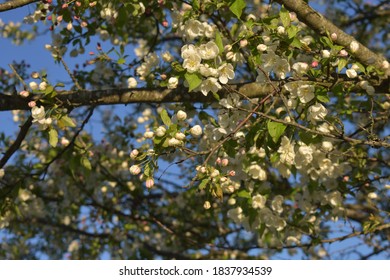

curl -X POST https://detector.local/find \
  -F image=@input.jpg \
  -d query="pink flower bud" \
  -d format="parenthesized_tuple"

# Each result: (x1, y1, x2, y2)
(130, 149, 139, 159)
(28, 101, 36, 108)
(330, 33, 337, 41)
(228, 170, 236, 176)
(145, 178, 154, 188)
(216, 157, 222, 165)
(311, 61, 319, 68)
(221, 158, 229, 167)
(239, 39, 248, 48)
(129, 165, 141, 175)
(339, 50, 348, 57)
(19, 90, 29, 97)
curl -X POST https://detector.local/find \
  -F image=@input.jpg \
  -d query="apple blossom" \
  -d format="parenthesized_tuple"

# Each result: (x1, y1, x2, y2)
(308, 103, 328, 123)
(257, 44, 267, 52)
(349, 41, 359, 53)
(176, 110, 187, 121)
(127, 77, 137, 88)
(130, 149, 139, 159)
(203, 201, 211, 209)
(143, 131, 154, 139)
(175, 132, 186, 141)
(346, 68, 357, 78)
(217, 63, 235, 84)
(19, 90, 29, 97)
(200, 77, 222, 96)
(168, 77, 179, 89)
(29, 81, 38, 90)
(199, 41, 219, 60)
(129, 165, 141, 175)
(252, 194, 266, 209)
(189, 125, 202, 137)
(145, 178, 154, 188)
(155, 126, 166, 137)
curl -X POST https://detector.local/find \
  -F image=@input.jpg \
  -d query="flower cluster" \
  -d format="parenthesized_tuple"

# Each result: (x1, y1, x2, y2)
(180, 41, 235, 95)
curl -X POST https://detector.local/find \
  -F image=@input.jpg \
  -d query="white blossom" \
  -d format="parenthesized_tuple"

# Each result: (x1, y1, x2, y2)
(218, 63, 235, 84)
(199, 41, 219, 60)
(296, 84, 315, 103)
(190, 125, 202, 137)
(184, 19, 204, 40)
(168, 77, 179, 89)
(252, 194, 267, 209)
(155, 126, 166, 137)
(247, 164, 267, 181)
(308, 103, 328, 123)
(31, 106, 46, 123)
(127, 77, 137, 88)
(278, 136, 295, 165)
(144, 131, 154, 139)
(346, 68, 357, 78)
(349, 41, 359, 53)
(199, 77, 221, 96)
(176, 110, 187, 121)
(29, 81, 38, 90)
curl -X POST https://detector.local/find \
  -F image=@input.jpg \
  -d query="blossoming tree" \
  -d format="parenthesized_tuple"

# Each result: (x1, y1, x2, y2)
(0, 0, 389, 259)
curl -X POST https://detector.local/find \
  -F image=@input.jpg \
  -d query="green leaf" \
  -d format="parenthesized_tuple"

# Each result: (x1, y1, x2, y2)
(193, 0, 200, 11)
(338, 58, 348, 73)
(160, 109, 171, 126)
(199, 178, 209, 190)
(280, 6, 290, 27)
(55, 82, 65, 88)
(286, 25, 298, 39)
(59, 115, 76, 128)
(267, 121, 286, 143)
(229, 0, 246, 19)
(237, 190, 251, 198)
(171, 61, 185, 73)
(81, 156, 92, 170)
(117, 57, 126, 65)
(48, 129, 58, 147)
(44, 85, 54, 95)
(316, 93, 330, 103)
(144, 163, 152, 177)
(185, 72, 202, 92)
(215, 31, 224, 54)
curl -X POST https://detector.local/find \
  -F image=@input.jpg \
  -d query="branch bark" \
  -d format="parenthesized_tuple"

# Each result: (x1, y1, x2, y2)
(0, 0, 39, 12)
(276, 0, 388, 73)
(1, 78, 388, 111)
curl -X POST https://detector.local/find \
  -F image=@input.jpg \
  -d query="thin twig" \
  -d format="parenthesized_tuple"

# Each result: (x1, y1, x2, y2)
(9, 64, 28, 90)
(60, 57, 83, 90)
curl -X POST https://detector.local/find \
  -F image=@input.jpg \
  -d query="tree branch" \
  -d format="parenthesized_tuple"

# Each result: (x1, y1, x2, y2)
(1, 77, 388, 111)
(0, 116, 32, 168)
(276, 0, 388, 72)
(0, 0, 39, 12)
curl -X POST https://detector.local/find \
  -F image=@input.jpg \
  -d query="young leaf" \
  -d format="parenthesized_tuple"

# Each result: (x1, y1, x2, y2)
(229, 0, 246, 19)
(160, 109, 172, 126)
(280, 6, 291, 27)
(60, 115, 77, 128)
(267, 121, 286, 143)
(81, 156, 92, 170)
(185, 72, 202, 92)
(215, 31, 224, 54)
(48, 129, 58, 147)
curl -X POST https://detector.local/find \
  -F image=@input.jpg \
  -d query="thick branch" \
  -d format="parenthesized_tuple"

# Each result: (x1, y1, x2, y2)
(276, 0, 388, 72)
(1, 78, 388, 111)
(0, 0, 39, 12)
